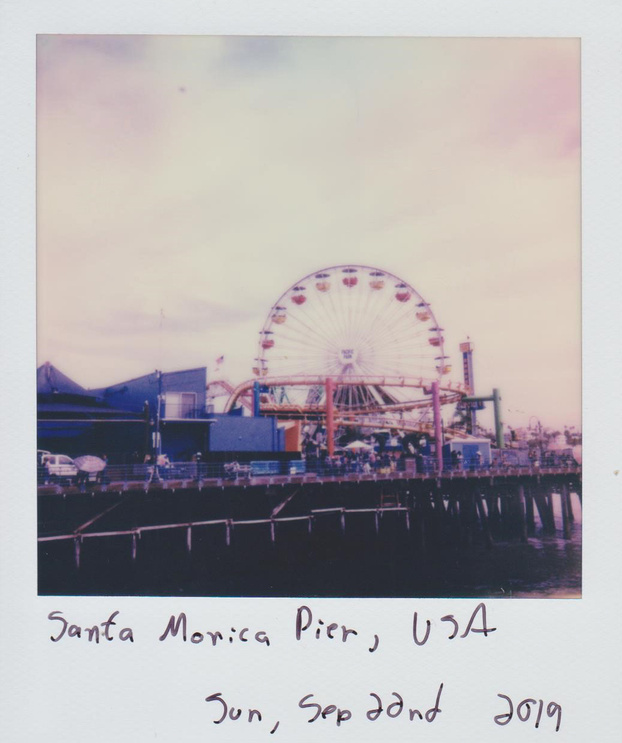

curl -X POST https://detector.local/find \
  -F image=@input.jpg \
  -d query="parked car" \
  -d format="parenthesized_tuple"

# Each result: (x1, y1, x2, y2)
(41, 454, 78, 483)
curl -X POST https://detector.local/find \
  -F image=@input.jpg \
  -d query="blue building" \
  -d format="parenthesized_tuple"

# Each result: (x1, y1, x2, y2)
(209, 414, 284, 453)
(90, 367, 208, 420)
(38, 364, 212, 462)
(38, 363, 142, 461)
(37, 363, 285, 463)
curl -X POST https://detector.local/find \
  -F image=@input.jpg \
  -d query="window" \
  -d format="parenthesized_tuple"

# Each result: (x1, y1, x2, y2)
(164, 392, 197, 419)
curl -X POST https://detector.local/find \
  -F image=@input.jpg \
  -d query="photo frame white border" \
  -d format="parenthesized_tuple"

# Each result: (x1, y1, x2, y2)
(1, 1, 621, 740)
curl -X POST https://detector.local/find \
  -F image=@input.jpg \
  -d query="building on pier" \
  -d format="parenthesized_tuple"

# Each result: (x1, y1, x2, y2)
(442, 438, 491, 468)
(37, 363, 285, 463)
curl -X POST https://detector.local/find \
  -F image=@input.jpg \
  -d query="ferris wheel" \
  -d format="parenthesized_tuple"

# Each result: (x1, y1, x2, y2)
(244, 264, 457, 429)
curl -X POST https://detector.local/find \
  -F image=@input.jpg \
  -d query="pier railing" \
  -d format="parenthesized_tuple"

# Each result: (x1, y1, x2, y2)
(37, 456, 581, 490)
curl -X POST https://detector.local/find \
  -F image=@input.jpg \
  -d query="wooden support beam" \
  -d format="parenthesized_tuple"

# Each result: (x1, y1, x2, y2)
(485, 492, 500, 538)
(560, 484, 571, 540)
(498, 492, 509, 536)
(516, 484, 528, 543)
(475, 490, 493, 549)
(525, 484, 536, 533)
(533, 487, 555, 534)
(565, 485, 575, 523)
(532, 489, 548, 533)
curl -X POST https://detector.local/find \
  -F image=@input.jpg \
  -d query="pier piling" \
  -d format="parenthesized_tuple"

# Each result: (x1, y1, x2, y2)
(525, 484, 536, 533)
(560, 484, 572, 540)
(564, 484, 575, 523)
(516, 484, 528, 543)
(475, 490, 493, 548)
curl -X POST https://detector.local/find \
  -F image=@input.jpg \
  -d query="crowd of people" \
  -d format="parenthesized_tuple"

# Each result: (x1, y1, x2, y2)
(302, 446, 420, 475)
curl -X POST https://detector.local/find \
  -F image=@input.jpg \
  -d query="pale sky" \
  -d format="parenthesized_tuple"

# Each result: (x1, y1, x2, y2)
(37, 35, 581, 430)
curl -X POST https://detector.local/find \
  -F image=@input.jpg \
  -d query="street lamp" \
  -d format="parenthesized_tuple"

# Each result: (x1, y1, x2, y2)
(529, 416, 543, 463)
(150, 370, 163, 483)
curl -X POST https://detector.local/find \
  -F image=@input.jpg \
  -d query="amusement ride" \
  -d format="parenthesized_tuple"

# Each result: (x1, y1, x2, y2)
(211, 265, 474, 454)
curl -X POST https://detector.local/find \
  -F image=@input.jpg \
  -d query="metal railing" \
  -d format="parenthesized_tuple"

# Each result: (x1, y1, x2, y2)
(37, 455, 580, 489)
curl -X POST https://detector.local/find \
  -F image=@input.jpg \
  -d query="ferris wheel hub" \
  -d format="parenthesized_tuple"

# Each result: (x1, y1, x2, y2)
(338, 347, 358, 368)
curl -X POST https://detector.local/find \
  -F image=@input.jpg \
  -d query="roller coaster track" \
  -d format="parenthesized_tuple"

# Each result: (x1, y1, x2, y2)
(207, 379, 253, 411)
(223, 375, 468, 416)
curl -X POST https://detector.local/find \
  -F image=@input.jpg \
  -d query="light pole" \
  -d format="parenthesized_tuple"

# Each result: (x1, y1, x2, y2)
(151, 370, 163, 483)
(529, 416, 543, 463)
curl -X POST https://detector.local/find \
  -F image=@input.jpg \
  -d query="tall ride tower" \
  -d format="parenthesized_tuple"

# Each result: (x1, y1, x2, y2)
(460, 341, 478, 434)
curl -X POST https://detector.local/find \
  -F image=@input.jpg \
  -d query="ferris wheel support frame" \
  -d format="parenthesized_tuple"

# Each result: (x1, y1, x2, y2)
(432, 381, 443, 473)
(326, 377, 335, 457)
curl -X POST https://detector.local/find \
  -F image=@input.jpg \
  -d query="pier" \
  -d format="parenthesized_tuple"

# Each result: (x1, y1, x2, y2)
(38, 465, 581, 597)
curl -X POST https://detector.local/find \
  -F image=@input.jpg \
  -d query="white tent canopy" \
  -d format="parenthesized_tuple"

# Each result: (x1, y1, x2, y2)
(343, 440, 373, 450)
